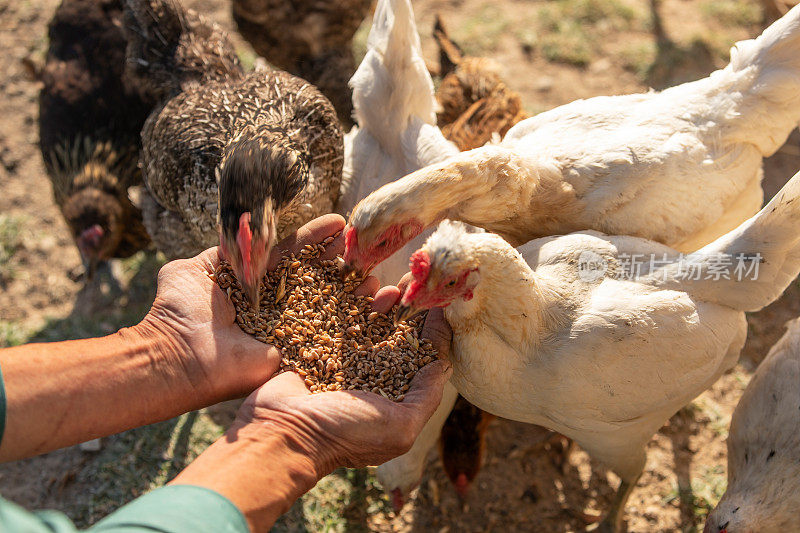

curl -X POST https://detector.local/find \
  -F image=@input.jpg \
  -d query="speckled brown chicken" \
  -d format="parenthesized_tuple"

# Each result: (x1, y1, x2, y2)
(433, 15, 529, 151)
(39, 0, 154, 278)
(125, 0, 343, 308)
(231, 0, 373, 126)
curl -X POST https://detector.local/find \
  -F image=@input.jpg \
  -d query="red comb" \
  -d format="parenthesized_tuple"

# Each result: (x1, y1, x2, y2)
(409, 250, 431, 281)
(237, 213, 253, 279)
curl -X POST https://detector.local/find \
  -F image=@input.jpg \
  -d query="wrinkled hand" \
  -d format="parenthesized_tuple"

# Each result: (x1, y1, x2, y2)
(232, 305, 453, 472)
(136, 214, 393, 401)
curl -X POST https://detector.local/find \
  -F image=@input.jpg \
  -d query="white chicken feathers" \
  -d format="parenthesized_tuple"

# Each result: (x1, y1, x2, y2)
(652, 170, 800, 311)
(705, 318, 800, 533)
(338, 0, 457, 251)
(351, 4, 800, 255)
(338, 0, 457, 285)
(412, 169, 800, 526)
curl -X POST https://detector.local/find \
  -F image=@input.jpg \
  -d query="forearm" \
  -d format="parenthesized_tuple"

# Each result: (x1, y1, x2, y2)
(170, 415, 330, 532)
(0, 322, 211, 462)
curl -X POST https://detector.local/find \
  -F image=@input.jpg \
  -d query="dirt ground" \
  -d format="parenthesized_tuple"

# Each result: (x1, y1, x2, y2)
(1, 0, 800, 531)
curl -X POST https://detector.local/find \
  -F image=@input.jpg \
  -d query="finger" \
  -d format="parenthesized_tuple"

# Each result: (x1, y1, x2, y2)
(272, 214, 346, 265)
(401, 360, 453, 420)
(371, 286, 401, 313)
(397, 272, 414, 294)
(193, 246, 223, 273)
(257, 369, 312, 398)
(353, 275, 379, 297)
(421, 307, 452, 359)
(319, 230, 345, 260)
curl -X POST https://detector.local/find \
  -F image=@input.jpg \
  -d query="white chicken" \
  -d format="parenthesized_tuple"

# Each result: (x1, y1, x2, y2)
(394, 169, 800, 531)
(704, 318, 800, 533)
(343, 5, 800, 275)
(336, 0, 460, 507)
(337, 0, 458, 285)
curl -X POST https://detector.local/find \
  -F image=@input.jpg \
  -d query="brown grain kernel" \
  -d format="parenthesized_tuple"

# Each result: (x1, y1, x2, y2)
(216, 244, 437, 402)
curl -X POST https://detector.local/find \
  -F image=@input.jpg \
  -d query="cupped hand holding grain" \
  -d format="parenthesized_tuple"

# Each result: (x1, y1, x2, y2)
(233, 307, 453, 469)
(170, 306, 452, 533)
(138, 214, 389, 402)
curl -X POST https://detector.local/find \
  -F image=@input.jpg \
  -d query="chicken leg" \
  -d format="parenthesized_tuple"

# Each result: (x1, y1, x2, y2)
(595, 474, 641, 533)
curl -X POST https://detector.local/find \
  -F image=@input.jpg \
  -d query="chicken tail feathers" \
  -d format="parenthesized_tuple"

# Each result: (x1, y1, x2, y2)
(340, 0, 457, 213)
(720, 4, 800, 155)
(657, 169, 800, 312)
(349, 0, 438, 150)
(122, 0, 185, 97)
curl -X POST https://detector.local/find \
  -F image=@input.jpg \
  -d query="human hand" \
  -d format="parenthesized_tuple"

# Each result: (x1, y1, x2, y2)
(134, 214, 394, 402)
(230, 304, 453, 472)
(169, 273, 452, 532)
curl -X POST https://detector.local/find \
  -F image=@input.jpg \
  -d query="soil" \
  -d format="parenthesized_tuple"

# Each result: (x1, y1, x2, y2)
(1, 0, 799, 532)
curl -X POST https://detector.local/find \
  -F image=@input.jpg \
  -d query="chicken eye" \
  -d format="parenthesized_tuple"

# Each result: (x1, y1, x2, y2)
(446, 279, 456, 287)
(377, 239, 388, 248)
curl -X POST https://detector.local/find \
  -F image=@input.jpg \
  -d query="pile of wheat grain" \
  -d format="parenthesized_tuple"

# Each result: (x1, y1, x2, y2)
(214, 237, 437, 401)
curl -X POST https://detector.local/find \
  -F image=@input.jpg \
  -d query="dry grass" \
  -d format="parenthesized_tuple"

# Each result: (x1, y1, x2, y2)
(0, 214, 25, 285)
(700, 0, 763, 27)
(516, 0, 643, 66)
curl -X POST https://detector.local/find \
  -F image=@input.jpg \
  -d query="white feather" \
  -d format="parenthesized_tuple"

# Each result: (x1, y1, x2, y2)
(352, 4, 800, 256)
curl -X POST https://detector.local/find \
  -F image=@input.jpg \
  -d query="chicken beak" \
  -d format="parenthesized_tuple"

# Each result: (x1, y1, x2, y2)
(341, 226, 374, 279)
(341, 260, 368, 281)
(82, 255, 100, 281)
(243, 278, 261, 315)
(394, 303, 423, 324)
(340, 261, 357, 279)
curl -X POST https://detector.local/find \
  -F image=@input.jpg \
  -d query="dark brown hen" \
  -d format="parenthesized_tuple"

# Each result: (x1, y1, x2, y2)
(439, 395, 495, 498)
(125, 0, 343, 308)
(40, 0, 154, 278)
(231, 0, 373, 126)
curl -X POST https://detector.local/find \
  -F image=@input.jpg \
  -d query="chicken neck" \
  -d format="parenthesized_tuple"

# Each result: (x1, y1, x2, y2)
(358, 145, 582, 247)
(443, 232, 563, 354)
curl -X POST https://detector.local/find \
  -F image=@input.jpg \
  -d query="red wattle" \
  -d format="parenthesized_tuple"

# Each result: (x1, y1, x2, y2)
(78, 224, 104, 251)
(237, 212, 253, 281)
(403, 280, 424, 302)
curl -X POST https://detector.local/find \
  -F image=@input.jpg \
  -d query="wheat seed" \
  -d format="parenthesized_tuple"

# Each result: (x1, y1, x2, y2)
(215, 236, 437, 401)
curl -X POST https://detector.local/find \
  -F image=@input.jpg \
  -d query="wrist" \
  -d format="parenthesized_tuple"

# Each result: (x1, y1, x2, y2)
(172, 413, 332, 531)
(123, 316, 211, 403)
(230, 411, 337, 480)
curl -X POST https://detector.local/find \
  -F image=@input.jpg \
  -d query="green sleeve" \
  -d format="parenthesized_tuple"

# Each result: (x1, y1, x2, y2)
(0, 497, 82, 532)
(90, 486, 249, 533)
(0, 361, 6, 446)
(0, 486, 248, 533)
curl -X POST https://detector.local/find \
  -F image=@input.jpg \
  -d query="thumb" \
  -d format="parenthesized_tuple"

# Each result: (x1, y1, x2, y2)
(252, 370, 312, 406)
(401, 359, 453, 424)
(194, 246, 222, 274)
(421, 307, 452, 359)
